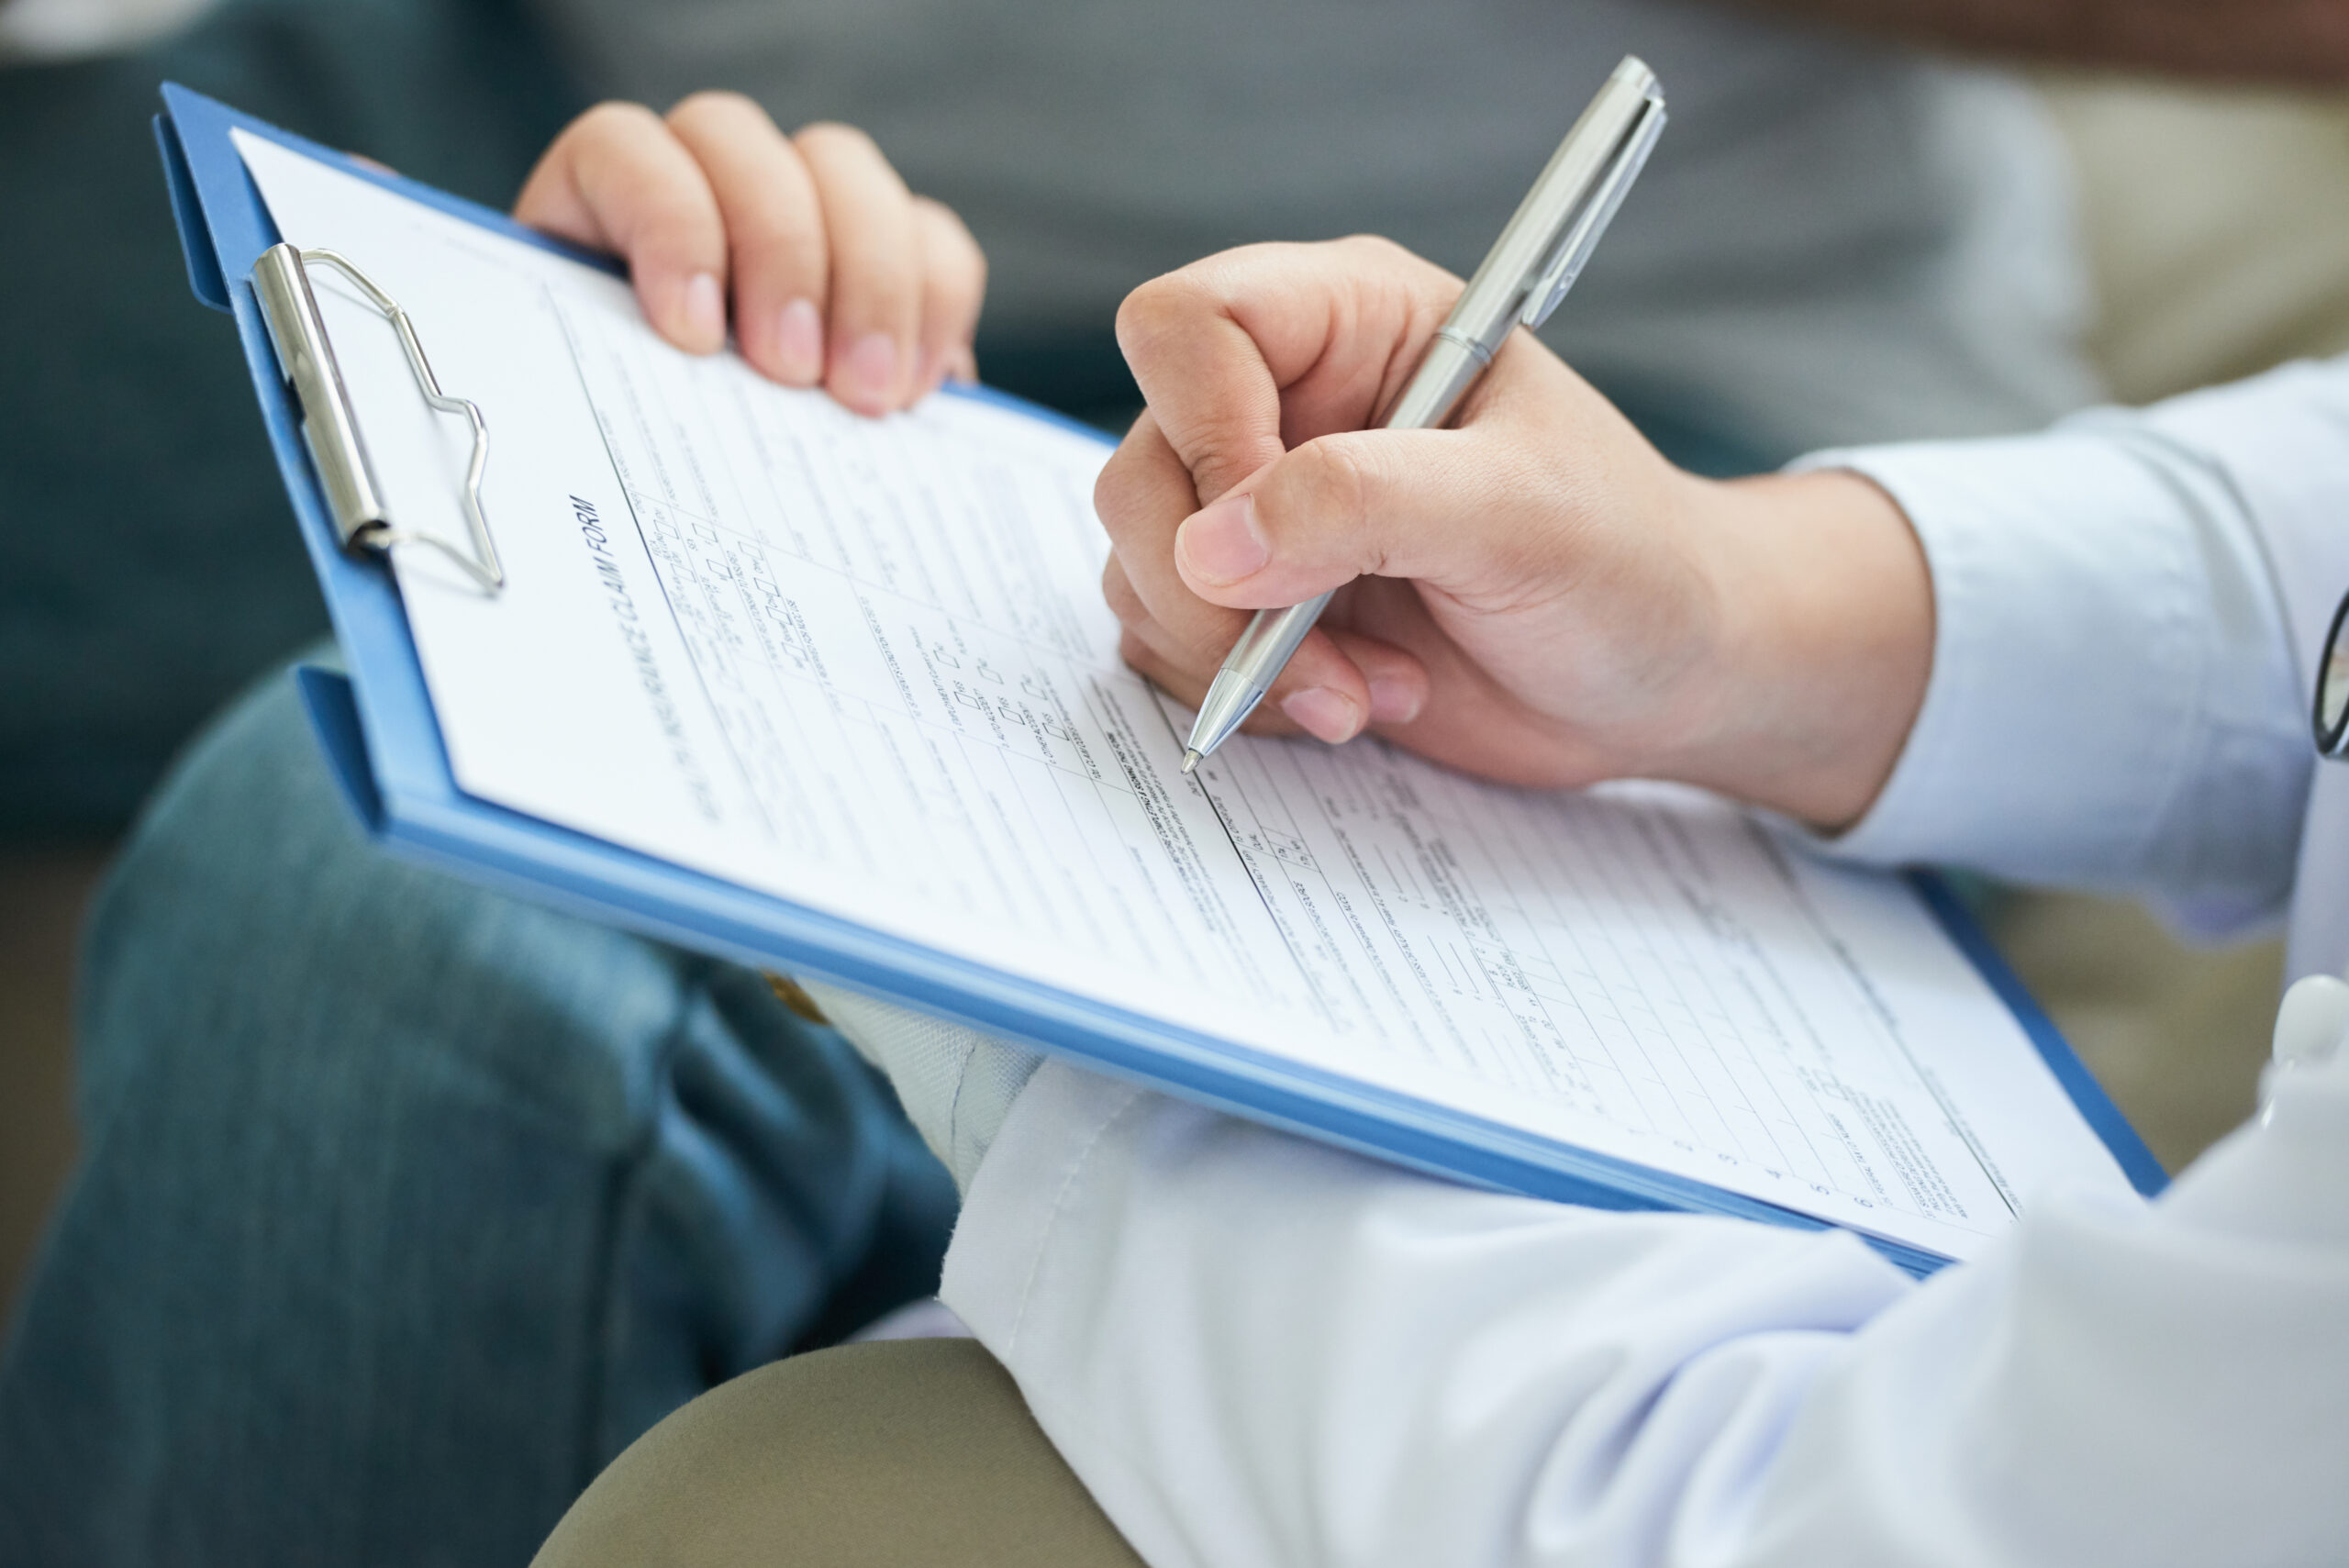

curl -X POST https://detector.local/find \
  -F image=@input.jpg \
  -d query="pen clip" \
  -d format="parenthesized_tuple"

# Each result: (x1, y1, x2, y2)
(1520, 95, 1666, 331)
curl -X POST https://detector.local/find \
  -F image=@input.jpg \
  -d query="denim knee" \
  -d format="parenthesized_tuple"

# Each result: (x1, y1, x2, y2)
(2, 656, 952, 1565)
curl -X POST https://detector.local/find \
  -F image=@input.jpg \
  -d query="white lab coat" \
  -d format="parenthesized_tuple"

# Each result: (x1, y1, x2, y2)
(933, 360, 2349, 1567)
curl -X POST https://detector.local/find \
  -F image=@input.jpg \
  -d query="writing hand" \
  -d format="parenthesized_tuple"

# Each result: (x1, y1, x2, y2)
(515, 93, 984, 416)
(1095, 238, 1932, 829)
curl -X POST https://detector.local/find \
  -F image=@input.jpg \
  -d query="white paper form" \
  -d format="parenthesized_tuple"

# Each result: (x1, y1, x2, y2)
(234, 130, 2141, 1261)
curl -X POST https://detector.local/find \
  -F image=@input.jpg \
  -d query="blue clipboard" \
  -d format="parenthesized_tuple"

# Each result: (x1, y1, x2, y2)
(157, 83, 2168, 1277)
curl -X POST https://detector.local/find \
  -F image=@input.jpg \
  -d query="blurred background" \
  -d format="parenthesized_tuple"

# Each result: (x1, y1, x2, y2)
(6, 0, 2349, 1322)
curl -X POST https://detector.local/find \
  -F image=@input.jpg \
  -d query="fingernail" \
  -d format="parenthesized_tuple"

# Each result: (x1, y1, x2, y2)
(1176, 494, 1269, 585)
(682, 272, 724, 348)
(776, 298, 822, 384)
(1366, 673, 1423, 724)
(1280, 686, 1361, 743)
(842, 331, 898, 410)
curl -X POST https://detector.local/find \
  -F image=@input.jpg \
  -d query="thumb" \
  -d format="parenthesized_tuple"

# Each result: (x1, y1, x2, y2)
(1172, 425, 1520, 609)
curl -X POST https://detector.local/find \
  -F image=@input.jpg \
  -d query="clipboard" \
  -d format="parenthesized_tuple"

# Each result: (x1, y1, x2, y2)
(157, 83, 2169, 1276)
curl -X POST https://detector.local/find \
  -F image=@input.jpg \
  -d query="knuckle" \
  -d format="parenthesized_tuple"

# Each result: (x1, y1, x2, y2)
(664, 89, 763, 135)
(1332, 233, 1460, 321)
(911, 194, 963, 234)
(573, 99, 663, 150)
(1110, 284, 1160, 351)
(1091, 457, 1135, 532)
(793, 119, 884, 163)
(916, 201, 986, 291)
(1114, 272, 1208, 358)
(1341, 232, 1416, 272)
(1099, 558, 1148, 624)
(1182, 434, 1261, 499)
(1090, 422, 1167, 529)
(1335, 231, 1446, 284)
(1187, 241, 1282, 297)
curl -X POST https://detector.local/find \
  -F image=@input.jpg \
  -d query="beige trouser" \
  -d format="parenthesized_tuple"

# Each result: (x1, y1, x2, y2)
(533, 1339, 1145, 1567)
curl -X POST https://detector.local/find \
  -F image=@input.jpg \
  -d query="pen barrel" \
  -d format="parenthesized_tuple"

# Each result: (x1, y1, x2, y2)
(1185, 589, 1338, 760)
(1383, 334, 1490, 431)
(1229, 590, 1337, 682)
(1435, 56, 1658, 363)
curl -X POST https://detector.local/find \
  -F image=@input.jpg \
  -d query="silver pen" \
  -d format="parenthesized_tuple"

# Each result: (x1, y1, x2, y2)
(1179, 55, 1667, 775)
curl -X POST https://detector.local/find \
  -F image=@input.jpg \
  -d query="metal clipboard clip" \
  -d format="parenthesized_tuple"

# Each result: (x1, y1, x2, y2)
(250, 242, 505, 593)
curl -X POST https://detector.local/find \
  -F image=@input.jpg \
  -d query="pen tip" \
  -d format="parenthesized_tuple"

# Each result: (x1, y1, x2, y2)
(1181, 750, 1201, 775)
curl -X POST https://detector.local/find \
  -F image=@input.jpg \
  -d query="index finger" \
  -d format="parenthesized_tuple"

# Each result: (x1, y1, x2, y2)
(664, 91, 830, 387)
(1112, 237, 1460, 506)
(1095, 409, 1379, 737)
(515, 102, 729, 354)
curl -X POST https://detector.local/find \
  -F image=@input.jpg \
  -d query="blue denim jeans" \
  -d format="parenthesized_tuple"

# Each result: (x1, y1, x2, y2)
(0, 653, 957, 1564)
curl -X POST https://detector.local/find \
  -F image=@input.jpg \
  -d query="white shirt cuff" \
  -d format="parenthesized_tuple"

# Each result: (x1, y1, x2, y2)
(941, 1061, 1143, 1354)
(1793, 432, 2210, 882)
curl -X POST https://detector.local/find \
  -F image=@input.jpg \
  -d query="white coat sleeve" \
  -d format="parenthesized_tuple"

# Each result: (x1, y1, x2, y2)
(1802, 358, 2349, 937)
(941, 1050, 2349, 1568)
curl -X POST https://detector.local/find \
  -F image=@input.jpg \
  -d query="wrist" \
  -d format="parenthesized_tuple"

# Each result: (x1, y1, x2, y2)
(1664, 468, 1934, 830)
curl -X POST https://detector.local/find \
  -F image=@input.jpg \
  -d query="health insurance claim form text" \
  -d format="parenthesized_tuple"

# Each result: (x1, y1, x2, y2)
(232, 129, 2140, 1262)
